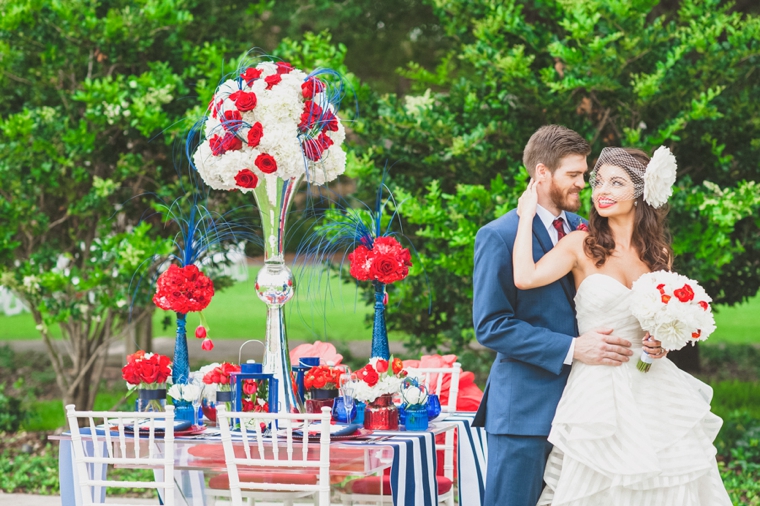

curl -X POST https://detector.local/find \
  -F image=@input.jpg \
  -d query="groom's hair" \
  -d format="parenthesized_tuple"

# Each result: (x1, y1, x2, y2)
(523, 125, 590, 177)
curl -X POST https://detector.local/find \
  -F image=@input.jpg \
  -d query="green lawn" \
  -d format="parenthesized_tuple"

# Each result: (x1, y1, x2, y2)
(710, 296, 760, 344)
(0, 266, 406, 342)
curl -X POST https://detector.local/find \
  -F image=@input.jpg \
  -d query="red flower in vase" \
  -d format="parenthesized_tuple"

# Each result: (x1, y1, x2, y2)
(122, 351, 172, 386)
(152, 264, 215, 314)
(348, 245, 373, 281)
(254, 153, 278, 174)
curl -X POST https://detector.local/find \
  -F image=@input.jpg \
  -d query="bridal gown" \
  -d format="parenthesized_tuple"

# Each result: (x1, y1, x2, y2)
(538, 273, 731, 506)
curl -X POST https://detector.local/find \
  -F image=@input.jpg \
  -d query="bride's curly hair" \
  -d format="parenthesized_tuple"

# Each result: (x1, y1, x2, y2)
(584, 148, 673, 271)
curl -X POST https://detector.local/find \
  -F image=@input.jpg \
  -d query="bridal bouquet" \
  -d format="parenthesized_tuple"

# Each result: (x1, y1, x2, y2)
(192, 61, 346, 189)
(630, 271, 716, 372)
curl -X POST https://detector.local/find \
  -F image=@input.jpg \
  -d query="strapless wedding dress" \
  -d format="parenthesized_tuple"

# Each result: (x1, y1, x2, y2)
(537, 273, 731, 506)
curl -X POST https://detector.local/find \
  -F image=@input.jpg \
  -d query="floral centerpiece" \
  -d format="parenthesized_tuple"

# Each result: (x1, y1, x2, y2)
(122, 351, 172, 412)
(190, 59, 348, 414)
(400, 378, 429, 430)
(303, 364, 341, 414)
(200, 362, 240, 421)
(354, 357, 407, 430)
(630, 271, 716, 372)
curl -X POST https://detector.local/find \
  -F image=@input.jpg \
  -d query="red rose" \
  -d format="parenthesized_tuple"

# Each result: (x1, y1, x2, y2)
(299, 102, 324, 131)
(209, 134, 225, 156)
(302, 137, 325, 161)
(195, 325, 207, 339)
(241, 67, 262, 85)
(276, 62, 294, 74)
(375, 359, 389, 373)
(360, 365, 379, 387)
(127, 350, 145, 364)
(121, 363, 141, 385)
(391, 357, 403, 374)
(265, 74, 282, 89)
(243, 380, 257, 396)
(370, 253, 408, 284)
(576, 223, 589, 232)
(201, 338, 214, 351)
(302, 77, 325, 99)
(242, 399, 254, 412)
(137, 360, 160, 384)
(674, 284, 695, 303)
(348, 245, 373, 281)
(232, 91, 257, 112)
(321, 110, 339, 132)
(255, 153, 278, 174)
(698, 301, 709, 311)
(220, 132, 242, 152)
(210, 98, 223, 119)
(318, 132, 333, 149)
(247, 122, 263, 147)
(234, 169, 259, 189)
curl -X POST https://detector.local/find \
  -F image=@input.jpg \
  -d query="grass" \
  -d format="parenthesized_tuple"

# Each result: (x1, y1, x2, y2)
(0, 266, 405, 342)
(711, 296, 760, 344)
(23, 389, 132, 432)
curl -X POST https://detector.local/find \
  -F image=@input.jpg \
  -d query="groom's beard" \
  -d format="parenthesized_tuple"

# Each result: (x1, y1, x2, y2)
(550, 179, 582, 213)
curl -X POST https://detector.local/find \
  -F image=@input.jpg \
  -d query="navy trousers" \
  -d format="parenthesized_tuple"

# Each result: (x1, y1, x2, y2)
(484, 432, 553, 506)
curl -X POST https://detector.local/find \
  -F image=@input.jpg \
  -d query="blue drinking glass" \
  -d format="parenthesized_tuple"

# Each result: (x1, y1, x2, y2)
(332, 396, 356, 423)
(426, 394, 442, 420)
(354, 402, 366, 425)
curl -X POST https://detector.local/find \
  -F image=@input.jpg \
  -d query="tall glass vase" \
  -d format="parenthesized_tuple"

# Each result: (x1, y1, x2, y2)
(371, 281, 390, 360)
(252, 175, 304, 413)
(172, 312, 189, 385)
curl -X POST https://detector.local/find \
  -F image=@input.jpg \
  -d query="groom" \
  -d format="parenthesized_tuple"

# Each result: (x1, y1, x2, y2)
(472, 125, 636, 505)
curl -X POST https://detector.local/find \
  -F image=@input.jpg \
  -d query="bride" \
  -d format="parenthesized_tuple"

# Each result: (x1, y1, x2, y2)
(513, 146, 731, 505)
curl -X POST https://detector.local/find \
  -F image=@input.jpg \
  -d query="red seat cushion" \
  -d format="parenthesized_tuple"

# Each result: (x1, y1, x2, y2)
(348, 475, 452, 496)
(209, 472, 319, 489)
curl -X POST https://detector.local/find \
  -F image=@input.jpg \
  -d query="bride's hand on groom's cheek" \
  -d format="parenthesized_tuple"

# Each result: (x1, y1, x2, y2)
(573, 328, 634, 366)
(643, 333, 668, 360)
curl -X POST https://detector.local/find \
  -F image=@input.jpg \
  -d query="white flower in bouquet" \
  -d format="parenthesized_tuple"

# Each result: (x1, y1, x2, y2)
(168, 383, 201, 403)
(630, 270, 715, 372)
(192, 61, 347, 193)
(402, 385, 428, 407)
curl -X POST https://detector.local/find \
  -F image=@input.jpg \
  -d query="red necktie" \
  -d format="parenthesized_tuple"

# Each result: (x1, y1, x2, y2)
(552, 218, 566, 241)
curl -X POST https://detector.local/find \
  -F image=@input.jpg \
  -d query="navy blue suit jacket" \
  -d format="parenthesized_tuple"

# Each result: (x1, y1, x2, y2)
(472, 209, 584, 436)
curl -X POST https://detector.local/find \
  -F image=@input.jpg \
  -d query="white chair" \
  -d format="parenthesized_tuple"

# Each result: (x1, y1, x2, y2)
(65, 404, 175, 506)
(340, 362, 462, 506)
(211, 405, 333, 506)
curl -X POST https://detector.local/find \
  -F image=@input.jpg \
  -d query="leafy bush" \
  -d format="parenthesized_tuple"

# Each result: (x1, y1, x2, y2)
(0, 387, 26, 433)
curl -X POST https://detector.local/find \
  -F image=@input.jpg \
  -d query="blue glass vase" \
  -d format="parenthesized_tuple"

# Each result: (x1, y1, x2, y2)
(426, 394, 442, 420)
(371, 282, 390, 360)
(174, 402, 195, 424)
(405, 405, 429, 431)
(354, 402, 366, 425)
(332, 397, 356, 423)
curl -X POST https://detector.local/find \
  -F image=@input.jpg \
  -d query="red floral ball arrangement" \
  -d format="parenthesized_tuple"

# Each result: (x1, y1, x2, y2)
(304, 365, 341, 390)
(153, 264, 215, 313)
(347, 236, 412, 285)
(122, 350, 172, 386)
(202, 362, 240, 385)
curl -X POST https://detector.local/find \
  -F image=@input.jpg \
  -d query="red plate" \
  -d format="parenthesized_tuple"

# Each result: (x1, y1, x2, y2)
(175, 426, 207, 437)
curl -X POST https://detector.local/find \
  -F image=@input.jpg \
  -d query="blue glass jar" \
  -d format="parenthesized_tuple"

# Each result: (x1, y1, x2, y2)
(354, 402, 366, 425)
(405, 405, 429, 431)
(332, 397, 356, 423)
(426, 394, 442, 420)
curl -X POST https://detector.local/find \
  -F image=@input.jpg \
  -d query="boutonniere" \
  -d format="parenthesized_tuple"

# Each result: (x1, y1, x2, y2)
(576, 223, 589, 232)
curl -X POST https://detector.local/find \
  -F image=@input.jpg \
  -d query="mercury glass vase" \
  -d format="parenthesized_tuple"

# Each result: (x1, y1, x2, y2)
(252, 175, 305, 413)
(364, 394, 399, 430)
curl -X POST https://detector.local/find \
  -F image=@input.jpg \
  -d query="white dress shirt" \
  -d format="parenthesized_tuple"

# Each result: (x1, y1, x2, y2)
(535, 204, 575, 365)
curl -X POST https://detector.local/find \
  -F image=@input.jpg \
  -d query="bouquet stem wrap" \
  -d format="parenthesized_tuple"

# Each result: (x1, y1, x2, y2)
(637, 351, 653, 372)
(371, 281, 390, 360)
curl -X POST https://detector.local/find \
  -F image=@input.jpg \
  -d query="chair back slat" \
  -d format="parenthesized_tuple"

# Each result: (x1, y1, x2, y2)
(216, 406, 332, 506)
(65, 404, 175, 505)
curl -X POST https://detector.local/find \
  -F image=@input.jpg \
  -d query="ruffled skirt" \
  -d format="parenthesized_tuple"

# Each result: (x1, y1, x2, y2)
(538, 355, 731, 506)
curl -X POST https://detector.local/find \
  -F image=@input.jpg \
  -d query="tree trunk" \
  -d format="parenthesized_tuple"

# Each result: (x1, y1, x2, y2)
(137, 306, 154, 353)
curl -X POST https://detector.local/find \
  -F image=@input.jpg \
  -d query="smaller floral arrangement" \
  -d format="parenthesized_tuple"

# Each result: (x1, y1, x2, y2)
(630, 270, 716, 372)
(304, 364, 341, 392)
(122, 351, 173, 411)
(348, 236, 412, 285)
(168, 383, 202, 404)
(400, 378, 428, 408)
(122, 350, 172, 387)
(153, 264, 215, 351)
(353, 357, 407, 404)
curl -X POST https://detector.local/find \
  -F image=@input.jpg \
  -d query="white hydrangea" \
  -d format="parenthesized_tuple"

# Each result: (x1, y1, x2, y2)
(192, 62, 347, 193)
(643, 146, 677, 208)
(168, 383, 201, 403)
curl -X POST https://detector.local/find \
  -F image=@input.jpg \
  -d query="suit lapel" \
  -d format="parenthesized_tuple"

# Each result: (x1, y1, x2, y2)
(531, 215, 576, 310)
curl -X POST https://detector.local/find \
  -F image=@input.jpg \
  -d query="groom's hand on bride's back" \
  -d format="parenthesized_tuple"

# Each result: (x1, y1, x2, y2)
(573, 328, 633, 366)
